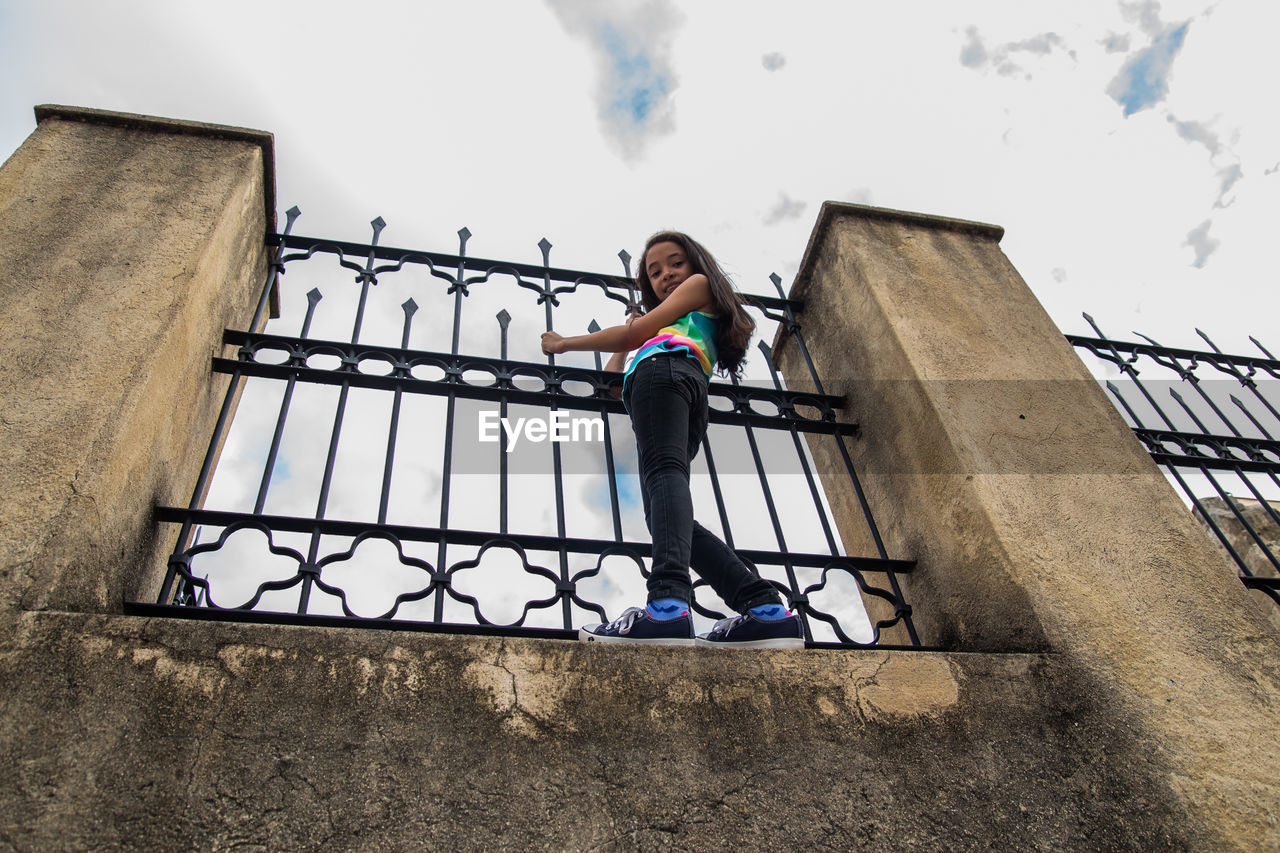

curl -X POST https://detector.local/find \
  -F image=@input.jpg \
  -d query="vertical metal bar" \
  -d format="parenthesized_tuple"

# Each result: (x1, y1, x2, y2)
(350, 216, 386, 346)
(497, 309, 512, 536)
(589, 320, 624, 541)
(701, 430, 735, 549)
(728, 371, 806, 638)
(450, 228, 471, 356)
(160, 206, 301, 604)
(759, 340, 838, 554)
(433, 228, 471, 622)
(248, 205, 302, 332)
(538, 238, 573, 629)
(255, 288, 323, 514)
(301, 381, 350, 614)
(300, 216, 386, 614)
(770, 272, 829, 396)
(601, 249, 638, 544)
(1232, 395, 1277, 441)
(377, 299, 417, 524)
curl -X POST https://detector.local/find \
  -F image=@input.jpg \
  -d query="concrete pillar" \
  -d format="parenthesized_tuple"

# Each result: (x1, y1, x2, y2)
(772, 201, 1280, 846)
(0, 105, 274, 615)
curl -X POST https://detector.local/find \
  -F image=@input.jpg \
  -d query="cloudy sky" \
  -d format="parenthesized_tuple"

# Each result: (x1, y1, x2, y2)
(4, 0, 1276, 351)
(3, 1, 1276, 635)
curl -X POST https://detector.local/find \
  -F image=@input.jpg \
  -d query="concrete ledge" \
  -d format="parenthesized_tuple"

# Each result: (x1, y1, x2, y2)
(0, 611, 1200, 850)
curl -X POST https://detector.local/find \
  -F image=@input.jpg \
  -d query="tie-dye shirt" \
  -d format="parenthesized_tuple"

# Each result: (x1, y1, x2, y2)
(622, 310, 719, 397)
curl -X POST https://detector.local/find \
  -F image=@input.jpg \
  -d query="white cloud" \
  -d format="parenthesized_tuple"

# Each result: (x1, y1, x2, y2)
(1101, 32, 1132, 53)
(544, 0, 684, 162)
(1213, 163, 1242, 208)
(958, 26, 1072, 78)
(1106, 20, 1189, 115)
(763, 193, 807, 225)
(959, 27, 987, 68)
(1184, 218, 1219, 267)
(1168, 114, 1221, 155)
(761, 52, 787, 72)
(1120, 0, 1166, 37)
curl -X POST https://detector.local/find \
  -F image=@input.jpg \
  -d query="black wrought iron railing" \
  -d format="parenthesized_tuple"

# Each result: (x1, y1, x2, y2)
(1069, 315, 1280, 611)
(132, 209, 920, 648)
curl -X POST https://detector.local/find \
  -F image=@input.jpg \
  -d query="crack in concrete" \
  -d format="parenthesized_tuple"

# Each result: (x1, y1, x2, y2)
(845, 652, 892, 725)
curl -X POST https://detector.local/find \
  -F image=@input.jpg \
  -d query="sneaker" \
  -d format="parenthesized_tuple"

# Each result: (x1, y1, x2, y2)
(696, 613, 804, 649)
(578, 606, 695, 646)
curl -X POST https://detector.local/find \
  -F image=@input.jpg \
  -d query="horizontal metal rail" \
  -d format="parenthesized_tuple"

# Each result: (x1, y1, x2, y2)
(217, 330, 858, 435)
(273, 232, 803, 317)
(156, 507, 916, 574)
(1135, 428, 1280, 472)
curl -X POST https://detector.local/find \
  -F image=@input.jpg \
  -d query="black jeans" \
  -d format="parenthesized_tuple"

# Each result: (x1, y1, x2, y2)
(624, 352, 782, 613)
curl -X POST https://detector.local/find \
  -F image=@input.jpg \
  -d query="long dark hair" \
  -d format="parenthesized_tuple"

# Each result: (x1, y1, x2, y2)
(634, 231, 755, 378)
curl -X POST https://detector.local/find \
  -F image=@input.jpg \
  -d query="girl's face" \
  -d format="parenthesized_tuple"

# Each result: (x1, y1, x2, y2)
(644, 240, 693, 302)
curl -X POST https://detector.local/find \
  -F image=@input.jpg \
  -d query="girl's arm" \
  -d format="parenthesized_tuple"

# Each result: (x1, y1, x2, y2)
(603, 308, 641, 373)
(603, 350, 628, 372)
(541, 275, 711, 356)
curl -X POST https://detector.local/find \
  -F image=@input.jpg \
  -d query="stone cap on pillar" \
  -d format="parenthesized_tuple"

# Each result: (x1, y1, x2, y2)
(34, 104, 277, 235)
(790, 201, 1004, 303)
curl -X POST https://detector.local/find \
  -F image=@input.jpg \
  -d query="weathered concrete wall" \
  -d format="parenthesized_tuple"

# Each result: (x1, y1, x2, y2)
(1, 113, 1277, 850)
(772, 202, 1280, 849)
(0, 106, 273, 614)
(0, 611, 1199, 851)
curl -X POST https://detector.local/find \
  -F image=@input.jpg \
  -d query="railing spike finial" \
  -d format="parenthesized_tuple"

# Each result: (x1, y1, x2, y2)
(618, 249, 632, 277)
(496, 310, 511, 360)
(1196, 328, 1223, 354)
(370, 216, 387, 242)
(458, 227, 471, 252)
(770, 272, 784, 298)
(1249, 336, 1276, 360)
(284, 206, 302, 230)
(538, 237, 553, 267)
(588, 320, 601, 334)
(307, 287, 323, 305)
(399, 299, 419, 349)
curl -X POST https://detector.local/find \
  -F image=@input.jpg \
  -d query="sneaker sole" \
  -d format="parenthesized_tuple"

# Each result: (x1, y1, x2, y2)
(695, 637, 806, 649)
(578, 628, 695, 646)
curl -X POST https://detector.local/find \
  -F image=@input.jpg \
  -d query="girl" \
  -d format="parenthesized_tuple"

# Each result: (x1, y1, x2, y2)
(540, 231, 803, 649)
